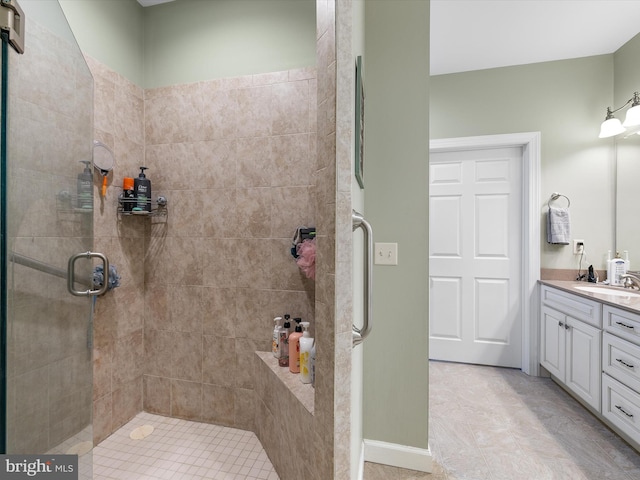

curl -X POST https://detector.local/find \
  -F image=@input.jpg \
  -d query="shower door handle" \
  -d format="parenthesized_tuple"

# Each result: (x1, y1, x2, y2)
(352, 210, 373, 347)
(67, 251, 109, 297)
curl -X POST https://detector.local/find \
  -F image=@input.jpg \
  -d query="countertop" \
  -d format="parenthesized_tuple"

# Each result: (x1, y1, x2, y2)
(540, 279, 640, 314)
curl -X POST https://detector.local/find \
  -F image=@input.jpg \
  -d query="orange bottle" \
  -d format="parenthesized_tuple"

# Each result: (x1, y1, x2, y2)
(288, 318, 303, 373)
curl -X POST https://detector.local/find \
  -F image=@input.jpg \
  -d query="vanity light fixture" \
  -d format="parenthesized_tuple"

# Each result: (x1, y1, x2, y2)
(599, 92, 640, 138)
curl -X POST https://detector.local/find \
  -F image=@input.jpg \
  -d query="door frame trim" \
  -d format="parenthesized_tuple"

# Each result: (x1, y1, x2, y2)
(430, 132, 541, 375)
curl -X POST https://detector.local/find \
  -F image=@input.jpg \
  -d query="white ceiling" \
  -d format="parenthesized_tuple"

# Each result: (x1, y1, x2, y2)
(431, 0, 640, 76)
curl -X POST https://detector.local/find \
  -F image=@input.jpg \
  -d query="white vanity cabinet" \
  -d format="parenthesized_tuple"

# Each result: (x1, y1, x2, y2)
(540, 285, 602, 412)
(602, 305, 640, 445)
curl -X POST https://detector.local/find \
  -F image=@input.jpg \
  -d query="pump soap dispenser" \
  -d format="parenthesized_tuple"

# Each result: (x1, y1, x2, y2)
(133, 166, 152, 213)
(77, 161, 93, 210)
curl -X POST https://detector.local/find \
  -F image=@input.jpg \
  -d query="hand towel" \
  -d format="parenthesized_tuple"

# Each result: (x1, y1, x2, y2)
(547, 206, 570, 244)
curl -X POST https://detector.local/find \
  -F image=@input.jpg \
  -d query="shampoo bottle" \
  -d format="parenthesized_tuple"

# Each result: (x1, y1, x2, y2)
(299, 322, 313, 384)
(278, 316, 291, 367)
(133, 166, 152, 212)
(289, 318, 303, 373)
(272, 317, 283, 357)
(77, 161, 93, 209)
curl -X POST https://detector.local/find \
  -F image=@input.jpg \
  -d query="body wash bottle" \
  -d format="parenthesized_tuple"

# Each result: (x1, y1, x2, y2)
(299, 322, 313, 384)
(289, 318, 303, 373)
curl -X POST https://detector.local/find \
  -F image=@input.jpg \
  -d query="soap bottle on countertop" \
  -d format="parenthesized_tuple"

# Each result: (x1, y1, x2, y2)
(278, 316, 291, 367)
(133, 166, 152, 212)
(289, 318, 303, 374)
(609, 251, 626, 286)
(77, 161, 93, 210)
(272, 317, 283, 358)
(299, 322, 313, 384)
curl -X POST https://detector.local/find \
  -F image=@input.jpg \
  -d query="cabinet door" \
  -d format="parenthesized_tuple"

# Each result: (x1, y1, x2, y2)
(566, 317, 602, 412)
(541, 305, 565, 379)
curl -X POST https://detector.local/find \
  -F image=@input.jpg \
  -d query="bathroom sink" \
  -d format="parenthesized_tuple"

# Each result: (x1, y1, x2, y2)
(574, 285, 640, 297)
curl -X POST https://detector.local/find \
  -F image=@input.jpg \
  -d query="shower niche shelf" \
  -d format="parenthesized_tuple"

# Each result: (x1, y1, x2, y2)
(117, 195, 168, 217)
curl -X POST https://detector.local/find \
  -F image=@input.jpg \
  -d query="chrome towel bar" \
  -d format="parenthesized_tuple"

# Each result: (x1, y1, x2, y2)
(352, 210, 373, 347)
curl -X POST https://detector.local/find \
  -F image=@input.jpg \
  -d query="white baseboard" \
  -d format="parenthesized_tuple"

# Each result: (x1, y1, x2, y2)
(363, 439, 432, 473)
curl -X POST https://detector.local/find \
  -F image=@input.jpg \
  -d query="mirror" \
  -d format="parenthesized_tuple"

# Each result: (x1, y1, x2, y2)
(616, 133, 640, 267)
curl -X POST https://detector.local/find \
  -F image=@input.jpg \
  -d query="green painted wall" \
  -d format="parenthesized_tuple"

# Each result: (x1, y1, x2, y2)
(614, 32, 640, 107)
(59, 0, 145, 86)
(59, 0, 316, 89)
(142, 0, 316, 88)
(363, 0, 429, 449)
(431, 56, 614, 270)
(613, 32, 640, 266)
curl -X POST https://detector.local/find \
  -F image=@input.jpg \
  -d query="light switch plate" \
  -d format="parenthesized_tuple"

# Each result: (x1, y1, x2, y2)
(375, 242, 398, 265)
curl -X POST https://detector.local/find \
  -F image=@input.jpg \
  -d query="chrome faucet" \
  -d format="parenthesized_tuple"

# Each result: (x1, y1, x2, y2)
(621, 273, 640, 290)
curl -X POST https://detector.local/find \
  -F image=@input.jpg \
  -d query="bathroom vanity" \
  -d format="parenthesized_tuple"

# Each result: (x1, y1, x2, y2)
(540, 281, 640, 452)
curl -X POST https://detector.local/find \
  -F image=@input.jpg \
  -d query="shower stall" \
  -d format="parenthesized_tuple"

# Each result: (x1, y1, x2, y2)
(1, 1, 97, 477)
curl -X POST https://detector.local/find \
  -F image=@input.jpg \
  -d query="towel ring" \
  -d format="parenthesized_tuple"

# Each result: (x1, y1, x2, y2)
(548, 192, 570, 208)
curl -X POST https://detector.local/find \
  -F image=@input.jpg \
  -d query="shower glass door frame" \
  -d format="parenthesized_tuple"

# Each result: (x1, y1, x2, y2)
(1, 2, 95, 475)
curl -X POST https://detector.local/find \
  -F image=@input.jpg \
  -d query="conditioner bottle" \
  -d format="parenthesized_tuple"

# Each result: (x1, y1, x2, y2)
(299, 322, 313, 384)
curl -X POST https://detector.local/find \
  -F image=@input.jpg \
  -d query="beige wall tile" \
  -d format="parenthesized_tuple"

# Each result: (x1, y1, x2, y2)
(171, 379, 202, 420)
(171, 332, 203, 382)
(202, 384, 235, 426)
(203, 335, 236, 387)
(143, 375, 171, 416)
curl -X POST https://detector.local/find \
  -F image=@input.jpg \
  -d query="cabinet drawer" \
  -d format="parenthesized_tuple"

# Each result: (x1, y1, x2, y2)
(541, 285, 602, 328)
(602, 374, 640, 442)
(603, 332, 640, 392)
(604, 305, 640, 345)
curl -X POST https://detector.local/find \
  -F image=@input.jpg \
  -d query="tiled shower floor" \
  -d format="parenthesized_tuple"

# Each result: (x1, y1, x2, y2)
(93, 412, 279, 480)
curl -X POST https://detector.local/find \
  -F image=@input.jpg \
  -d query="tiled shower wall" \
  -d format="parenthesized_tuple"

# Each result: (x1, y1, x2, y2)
(88, 55, 147, 445)
(88, 56, 317, 443)
(142, 69, 317, 427)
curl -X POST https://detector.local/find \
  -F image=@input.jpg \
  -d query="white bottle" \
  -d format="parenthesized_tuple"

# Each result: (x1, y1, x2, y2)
(272, 317, 282, 357)
(299, 322, 313, 384)
(609, 252, 626, 286)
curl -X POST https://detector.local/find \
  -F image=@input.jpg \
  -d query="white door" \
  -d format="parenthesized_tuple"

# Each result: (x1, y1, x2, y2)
(429, 146, 522, 368)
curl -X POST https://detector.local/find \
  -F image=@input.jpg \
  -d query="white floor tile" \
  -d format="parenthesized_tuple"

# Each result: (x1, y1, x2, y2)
(93, 413, 279, 480)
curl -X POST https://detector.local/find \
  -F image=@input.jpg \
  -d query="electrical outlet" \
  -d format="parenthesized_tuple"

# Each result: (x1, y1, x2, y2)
(573, 239, 584, 255)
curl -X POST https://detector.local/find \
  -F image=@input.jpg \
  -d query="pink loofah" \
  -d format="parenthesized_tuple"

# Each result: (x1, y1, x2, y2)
(296, 238, 316, 280)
